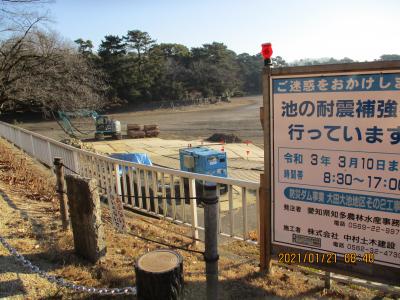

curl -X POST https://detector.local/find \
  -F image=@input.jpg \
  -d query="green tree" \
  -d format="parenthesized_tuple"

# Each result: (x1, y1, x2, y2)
(189, 42, 240, 97)
(148, 43, 191, 100)
(123, 30, 158, 100)
(379, 54, 400, 61)
(74, 38, 94, 56)
(97, 35, 131, 101)
(237, 53, 263, 95)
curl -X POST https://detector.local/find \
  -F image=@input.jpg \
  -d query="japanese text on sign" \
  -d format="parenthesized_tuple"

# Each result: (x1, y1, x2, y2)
(272, 71, 400, 268)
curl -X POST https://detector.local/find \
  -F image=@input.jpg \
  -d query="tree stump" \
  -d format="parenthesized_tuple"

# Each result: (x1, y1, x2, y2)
(135, 249, 184, 300)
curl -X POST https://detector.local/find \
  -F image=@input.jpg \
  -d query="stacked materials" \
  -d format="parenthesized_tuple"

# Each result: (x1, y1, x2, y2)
(144, 124, 160, 137)
(127, 124, 145, 138)
(127, 124, 160, 138)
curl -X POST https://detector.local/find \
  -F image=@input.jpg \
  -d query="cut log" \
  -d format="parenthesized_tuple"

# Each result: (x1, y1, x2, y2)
(144, 124, 159, 131)
(135, 249, 184, 300)
(145, 129, 160, 137)
(128, 130, 146, 138)
(127, 124, 144, 131)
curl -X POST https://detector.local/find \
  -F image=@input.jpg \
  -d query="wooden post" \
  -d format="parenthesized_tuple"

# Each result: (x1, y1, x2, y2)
(324, 271, 331, 289)
(260, 64, 273, 273)
(135, 249, 184, 300)
(53, 157, 69, 231)
(65, 174, 106, 263)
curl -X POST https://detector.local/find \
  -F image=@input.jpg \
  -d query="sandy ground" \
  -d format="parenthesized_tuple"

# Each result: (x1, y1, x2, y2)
(0, 138, 395, 299)
(18, 96, 265, 148)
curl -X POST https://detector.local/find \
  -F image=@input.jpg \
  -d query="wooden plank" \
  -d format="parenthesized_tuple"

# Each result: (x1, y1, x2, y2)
(121, 166, 128, 205)
(242, 187, 248, 240)
(136, 168, 143, 209)
(189, 178, 199, 241)
(216, 184, 221, 234)
(128, 167, 135, 207)
(144, 170, 150, 211)
(179, 177, 185, 223)
(170, 174, 176, 219)
(228, 184, 234, 237)
(152, 171, 159, 214)
(161, 173, 167, 217)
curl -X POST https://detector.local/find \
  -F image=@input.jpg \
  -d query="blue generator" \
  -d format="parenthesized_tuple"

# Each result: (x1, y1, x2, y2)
(179, 147, 228, 197)
(179, 147, 227, 177)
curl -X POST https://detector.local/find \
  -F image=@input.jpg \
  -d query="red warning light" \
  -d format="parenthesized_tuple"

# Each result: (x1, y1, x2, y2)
(261, 43, 273, 60)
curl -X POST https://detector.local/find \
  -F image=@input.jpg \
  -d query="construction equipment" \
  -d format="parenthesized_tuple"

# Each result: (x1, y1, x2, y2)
(94, 115, 122, 140)
(179, 146, 228, 196)
(56, 110, 122, 140)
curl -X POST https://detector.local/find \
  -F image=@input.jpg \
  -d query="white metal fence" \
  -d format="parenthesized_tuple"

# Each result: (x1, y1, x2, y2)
(0, 121, 260, 242)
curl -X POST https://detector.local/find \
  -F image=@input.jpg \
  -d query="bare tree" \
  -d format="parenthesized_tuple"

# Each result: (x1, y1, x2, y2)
(0, 0, 107, 114)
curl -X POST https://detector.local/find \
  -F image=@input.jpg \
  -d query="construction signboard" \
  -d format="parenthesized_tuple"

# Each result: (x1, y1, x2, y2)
(263, 61, 400, 284)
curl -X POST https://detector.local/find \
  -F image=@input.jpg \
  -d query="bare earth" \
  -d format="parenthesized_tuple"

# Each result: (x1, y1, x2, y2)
(19, 96, 265, 148)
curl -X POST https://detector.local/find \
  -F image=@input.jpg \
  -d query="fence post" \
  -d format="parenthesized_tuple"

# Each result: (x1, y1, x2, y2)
(30, 134, 35, 156)
(324, 271, 331, 289)
(54, 157, 69, 231)
(189, 178, 199, 243)
(47, 141, 52, 167)
(202, 184, 219, 300)
(65, 174, 106, 262)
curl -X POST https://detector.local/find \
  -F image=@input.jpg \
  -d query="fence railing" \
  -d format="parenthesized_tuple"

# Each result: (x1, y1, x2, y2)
(0, 121, 260, 242)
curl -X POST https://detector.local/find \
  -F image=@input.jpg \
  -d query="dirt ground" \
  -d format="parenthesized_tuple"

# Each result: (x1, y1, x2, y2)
(17, 96, 265, 149)
(0, 138, 397, 298)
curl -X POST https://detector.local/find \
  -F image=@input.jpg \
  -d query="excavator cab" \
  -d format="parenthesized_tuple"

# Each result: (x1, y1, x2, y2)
(94, 115, 122, 140)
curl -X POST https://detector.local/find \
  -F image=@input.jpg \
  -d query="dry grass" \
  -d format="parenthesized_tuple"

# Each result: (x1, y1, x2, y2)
(0, 137, 396, 299)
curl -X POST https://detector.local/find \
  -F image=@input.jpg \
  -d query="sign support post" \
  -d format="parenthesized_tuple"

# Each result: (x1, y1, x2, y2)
(260, 61, 273, 273)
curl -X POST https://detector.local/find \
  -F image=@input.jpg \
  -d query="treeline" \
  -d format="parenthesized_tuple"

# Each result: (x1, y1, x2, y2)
(75, 30, 283, 104)
(76, 32, 261, 103)
(76, 30, 400, 106)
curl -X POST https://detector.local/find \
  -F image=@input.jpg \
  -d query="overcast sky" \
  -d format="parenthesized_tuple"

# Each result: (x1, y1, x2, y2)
(44, 0, 400, 62)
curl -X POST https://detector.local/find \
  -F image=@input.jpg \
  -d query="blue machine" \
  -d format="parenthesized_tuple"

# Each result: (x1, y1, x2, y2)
(179, 147, 227, 177)
(179, 147, 228, 196)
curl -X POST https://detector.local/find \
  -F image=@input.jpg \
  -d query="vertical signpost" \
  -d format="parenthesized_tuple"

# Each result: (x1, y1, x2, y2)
(260, 43, 273, 273)
(262, 58, 400, 285)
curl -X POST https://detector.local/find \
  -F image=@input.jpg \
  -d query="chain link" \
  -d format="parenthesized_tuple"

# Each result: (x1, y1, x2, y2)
(0, 235, 136, 296)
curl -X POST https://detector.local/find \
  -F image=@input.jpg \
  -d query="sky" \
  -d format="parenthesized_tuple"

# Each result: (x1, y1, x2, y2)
(41, 0, 400, 63)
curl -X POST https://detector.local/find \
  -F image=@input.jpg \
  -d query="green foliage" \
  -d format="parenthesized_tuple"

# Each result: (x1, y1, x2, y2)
(74, 38, 94, 55)
(379, 54, 400, 61)
(75, 29, 400, 106)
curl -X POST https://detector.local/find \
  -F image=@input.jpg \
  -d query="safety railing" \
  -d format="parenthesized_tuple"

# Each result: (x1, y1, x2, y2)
(0, 121, 260, 242)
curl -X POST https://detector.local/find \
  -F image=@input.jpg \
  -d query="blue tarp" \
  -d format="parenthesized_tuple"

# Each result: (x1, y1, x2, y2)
(109, 153, 152, 166)
(110, 153, 153, 176)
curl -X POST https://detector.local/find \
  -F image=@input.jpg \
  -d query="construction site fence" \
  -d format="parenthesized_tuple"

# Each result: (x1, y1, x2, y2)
(0, 121, 260, 243)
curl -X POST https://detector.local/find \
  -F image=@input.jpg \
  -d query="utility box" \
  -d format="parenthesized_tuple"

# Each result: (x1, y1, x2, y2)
(179, 147, 227, 178)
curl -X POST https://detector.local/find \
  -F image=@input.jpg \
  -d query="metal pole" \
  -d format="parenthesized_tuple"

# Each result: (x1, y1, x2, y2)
(54, 157, 69, 230)
(202, 184, 219, 300)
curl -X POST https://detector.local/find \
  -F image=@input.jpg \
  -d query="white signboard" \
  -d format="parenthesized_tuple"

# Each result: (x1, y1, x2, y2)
(272, 70, 400, 268)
